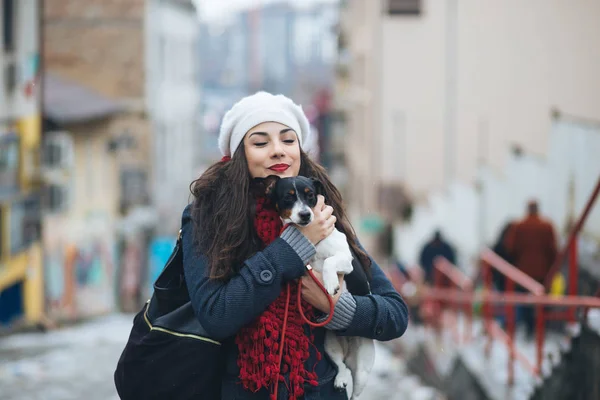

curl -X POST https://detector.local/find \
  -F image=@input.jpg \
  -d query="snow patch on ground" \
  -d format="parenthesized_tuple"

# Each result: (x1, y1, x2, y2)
(360, 342, 445, 400)
(588, 309, 600, 336)
(0, 313, 443, 400)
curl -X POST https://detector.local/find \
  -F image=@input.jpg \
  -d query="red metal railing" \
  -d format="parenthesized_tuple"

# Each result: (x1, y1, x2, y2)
(544, 176, 600, 321)
(389, 256, 600, 384)
(432, 256, 473, 343)
(410, 174, 600, 386)
(421, 271, 600, 385)
(480, 248, 545, 384)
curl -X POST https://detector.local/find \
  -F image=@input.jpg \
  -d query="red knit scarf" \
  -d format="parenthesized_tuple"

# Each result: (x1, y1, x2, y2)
(235, 196, 320, 400)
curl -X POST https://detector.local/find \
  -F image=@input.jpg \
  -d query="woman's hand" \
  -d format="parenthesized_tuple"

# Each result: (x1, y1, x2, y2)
(297, 195, 336, 245)
(301, 270, 344, 313)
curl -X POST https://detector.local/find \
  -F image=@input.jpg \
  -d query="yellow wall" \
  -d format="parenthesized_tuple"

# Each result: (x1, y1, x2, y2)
(0, 113, 43, 324)
(0, 244, 44, 322)
(17, 115, 42, 193)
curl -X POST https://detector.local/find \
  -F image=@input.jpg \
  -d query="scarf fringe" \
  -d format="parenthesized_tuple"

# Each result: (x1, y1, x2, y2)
(235, 196, 320, 399)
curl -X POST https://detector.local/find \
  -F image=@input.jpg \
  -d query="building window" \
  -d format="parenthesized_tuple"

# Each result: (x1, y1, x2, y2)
(9, 193, 41, 255)
(44, 184, 69, 213)
(0, 133, 19, 196)
(3, 0, 16, 52)
(387, 0, 421, 16)
(42, 132, 74, 169)
(120, 167, 148, 213)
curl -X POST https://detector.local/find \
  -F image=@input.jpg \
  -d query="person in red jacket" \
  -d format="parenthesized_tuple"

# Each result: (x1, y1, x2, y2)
(504, 200, 558, 338)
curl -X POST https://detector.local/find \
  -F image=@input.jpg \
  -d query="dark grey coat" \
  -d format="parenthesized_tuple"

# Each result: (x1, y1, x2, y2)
(181, 205, 409, 399)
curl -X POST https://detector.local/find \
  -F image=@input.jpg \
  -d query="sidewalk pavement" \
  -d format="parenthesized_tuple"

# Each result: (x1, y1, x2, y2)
(0, 313, 441, 400)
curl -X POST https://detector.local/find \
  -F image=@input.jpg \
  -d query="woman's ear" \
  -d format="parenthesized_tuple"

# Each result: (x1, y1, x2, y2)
(311, 178, 325, 197)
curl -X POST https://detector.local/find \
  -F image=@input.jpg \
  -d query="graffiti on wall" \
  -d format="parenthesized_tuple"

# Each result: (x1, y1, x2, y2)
(43, 215, 116, 320)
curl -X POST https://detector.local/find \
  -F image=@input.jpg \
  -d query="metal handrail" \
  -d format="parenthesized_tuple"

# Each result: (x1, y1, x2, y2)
(409, 175, 600, 388)
(480, 248, 546, 384)
(434, 256, 473, 291)
(481, 248, 545, 295)
(422, 288, 600, 307)
(543, 175, 600, 291)
(432, 257, 474, 343)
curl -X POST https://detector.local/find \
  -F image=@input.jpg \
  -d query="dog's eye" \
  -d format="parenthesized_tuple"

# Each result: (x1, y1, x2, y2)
(306, 192, 315, 200)
(284, 194, 295, 202)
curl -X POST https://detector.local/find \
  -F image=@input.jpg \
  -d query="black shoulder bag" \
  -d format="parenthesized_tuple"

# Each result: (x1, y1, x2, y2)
(114, 230, 223, 400)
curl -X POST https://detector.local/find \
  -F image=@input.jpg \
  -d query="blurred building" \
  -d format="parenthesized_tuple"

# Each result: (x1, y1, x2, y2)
(337, 0, 600, 221)
(146, 0, 201, 234)
(41, 0, 152, 320)
(0, 0, 44, 326)
(200, 2, 337, 100)
(197, 1, 338, 165)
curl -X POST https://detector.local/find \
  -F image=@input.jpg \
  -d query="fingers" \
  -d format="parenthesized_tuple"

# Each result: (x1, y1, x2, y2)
(326, 221, 335, 237)
(325, 214, 336, 230)
(320, 205, 334, 219)
(315, 195, 325, 211)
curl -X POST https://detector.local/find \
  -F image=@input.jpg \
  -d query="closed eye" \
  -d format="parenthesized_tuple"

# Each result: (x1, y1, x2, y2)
(254, 142, 268, 147)
(283, 139, 295, 144)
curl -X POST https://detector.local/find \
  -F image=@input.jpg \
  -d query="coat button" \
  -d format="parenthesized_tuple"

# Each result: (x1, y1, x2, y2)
(375, 326, 383, 336)
(260, 270, 273, 282)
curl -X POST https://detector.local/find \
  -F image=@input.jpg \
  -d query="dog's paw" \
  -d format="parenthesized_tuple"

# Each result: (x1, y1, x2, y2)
(334, 368, 354, 398)
(324, 280, 340, 296)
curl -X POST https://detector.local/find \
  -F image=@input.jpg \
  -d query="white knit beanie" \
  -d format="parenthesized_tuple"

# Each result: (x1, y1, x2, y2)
(218, 91, 313, 157)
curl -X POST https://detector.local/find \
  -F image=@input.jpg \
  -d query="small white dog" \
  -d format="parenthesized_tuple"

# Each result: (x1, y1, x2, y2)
(260, 175, 375, 399)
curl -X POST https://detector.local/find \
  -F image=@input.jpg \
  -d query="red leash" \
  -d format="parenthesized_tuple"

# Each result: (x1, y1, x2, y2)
(272, 226, 336, 398)
(296, 266, 335, 327)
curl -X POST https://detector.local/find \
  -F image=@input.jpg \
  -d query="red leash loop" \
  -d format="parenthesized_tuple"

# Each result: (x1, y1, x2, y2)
(297, 265, 335, 327)
(272, 225, 336, 398)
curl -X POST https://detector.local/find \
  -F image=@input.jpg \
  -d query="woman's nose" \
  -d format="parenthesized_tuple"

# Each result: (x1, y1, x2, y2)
(270, 141, 285, 157)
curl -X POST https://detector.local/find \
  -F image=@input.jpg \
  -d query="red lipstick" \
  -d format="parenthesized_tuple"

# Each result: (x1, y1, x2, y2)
(268, 164, 290, 172)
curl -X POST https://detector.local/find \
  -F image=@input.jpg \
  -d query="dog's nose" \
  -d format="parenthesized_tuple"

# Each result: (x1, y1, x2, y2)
(299, 211, 311, 222)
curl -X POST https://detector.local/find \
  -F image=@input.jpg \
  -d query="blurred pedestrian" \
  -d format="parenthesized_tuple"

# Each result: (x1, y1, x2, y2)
(418, 230, 457, 285)
(504, 200, 558, 338)
(182, 92, 409, 399)
(491, 221, 517, 292)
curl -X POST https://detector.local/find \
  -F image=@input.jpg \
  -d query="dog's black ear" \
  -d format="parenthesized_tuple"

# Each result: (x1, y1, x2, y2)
(263, 175, 280, 197)
(311, 178, 325, 197)
(251, 175, 280, 198)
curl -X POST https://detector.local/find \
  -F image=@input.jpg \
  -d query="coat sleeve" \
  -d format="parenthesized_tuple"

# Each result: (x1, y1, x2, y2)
(181, 205, 316, 341)
(336, 248, 409, 341)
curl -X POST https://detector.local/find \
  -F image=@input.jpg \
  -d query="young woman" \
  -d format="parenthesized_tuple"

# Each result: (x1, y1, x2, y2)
(183, 92, 409, 399)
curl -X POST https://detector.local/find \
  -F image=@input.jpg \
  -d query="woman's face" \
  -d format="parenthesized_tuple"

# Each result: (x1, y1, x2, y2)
(243, 121, 301, 178)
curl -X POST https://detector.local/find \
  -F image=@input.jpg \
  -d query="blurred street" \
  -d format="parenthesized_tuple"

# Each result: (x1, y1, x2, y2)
(0, 315, 132, 400)
(1, 0, 600, 399)
(0, 315, 442, 400)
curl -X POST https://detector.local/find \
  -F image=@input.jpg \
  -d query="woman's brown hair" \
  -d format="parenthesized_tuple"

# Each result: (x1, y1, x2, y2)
(190, 148, 371, 280)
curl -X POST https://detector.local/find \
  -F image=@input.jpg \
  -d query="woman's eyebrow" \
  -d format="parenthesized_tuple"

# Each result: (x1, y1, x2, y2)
(249, 129, 294, 137)
(249, 132, 269, 137)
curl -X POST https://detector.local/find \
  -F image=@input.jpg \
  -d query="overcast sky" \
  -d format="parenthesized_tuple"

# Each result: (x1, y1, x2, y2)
(192, 0, 339, 22)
